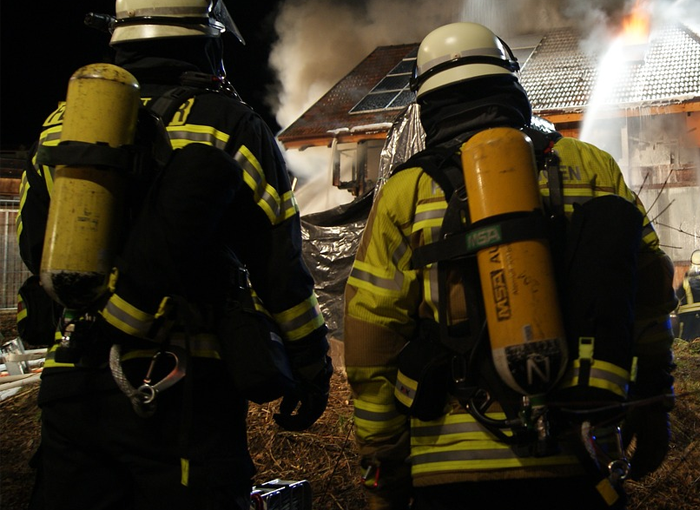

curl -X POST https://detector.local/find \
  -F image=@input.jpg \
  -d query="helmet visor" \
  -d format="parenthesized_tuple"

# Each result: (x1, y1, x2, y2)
(212, 0, 245, 44)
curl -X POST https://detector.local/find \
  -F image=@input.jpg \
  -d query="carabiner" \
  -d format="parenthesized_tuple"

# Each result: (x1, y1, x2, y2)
(136, 346, 188, 404)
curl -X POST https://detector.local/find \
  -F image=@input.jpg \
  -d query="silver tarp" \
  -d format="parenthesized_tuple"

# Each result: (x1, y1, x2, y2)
(300, 104, 426, 341)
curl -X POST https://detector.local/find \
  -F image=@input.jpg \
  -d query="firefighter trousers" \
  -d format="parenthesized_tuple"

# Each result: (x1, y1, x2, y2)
(30, 358, 255, 510)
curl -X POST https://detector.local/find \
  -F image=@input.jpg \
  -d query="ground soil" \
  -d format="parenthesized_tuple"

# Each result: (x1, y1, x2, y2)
(1, 311, 699, 510)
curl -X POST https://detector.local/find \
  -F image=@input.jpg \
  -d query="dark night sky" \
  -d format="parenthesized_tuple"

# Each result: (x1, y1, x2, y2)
(0, 1, 284, 150)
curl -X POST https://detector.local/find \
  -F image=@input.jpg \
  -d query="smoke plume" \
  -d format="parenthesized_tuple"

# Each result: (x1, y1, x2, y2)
(268, 0, 700, 132)
(268, 0, 700, 219)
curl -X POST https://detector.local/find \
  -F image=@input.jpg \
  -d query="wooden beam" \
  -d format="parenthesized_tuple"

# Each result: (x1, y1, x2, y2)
(0, 178, 21, 197)
(279, 131, 388, 150)
(537, 100, 700, 124)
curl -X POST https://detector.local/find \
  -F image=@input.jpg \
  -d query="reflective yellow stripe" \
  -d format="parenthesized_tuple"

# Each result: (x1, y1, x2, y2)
(16, 294, 27, 322)
(43, 343, 74, 369)
(410, 412, 510, 446)
(120, 333, 221, 361)
(167, 124, 229, 150)
(44, 332, 221, 369)
(409, 412, 578, 473)
(353, 398, 407, 442)
(394, 370, 417, 408)
(234, 145, 298, 224)
(272, 293, 325, 341)
(411, 451, 579, 474)
(679, 279, 700, 312)
(559, 359, 631, 398)
(347, 365, 407, 442)
(683, 278, 698, 304)
(679, 302, 700, 313)
(100, 293, 157, 338)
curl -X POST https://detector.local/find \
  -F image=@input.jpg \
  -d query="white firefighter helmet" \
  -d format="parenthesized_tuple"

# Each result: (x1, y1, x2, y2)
(691, 250, 700, 266)
(411, 22, 520, 99)
(110, 0, 244, 45)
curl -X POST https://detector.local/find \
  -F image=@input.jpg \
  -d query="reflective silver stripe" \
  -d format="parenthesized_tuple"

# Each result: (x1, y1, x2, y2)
(349, 266, 404, 291)
(40, 129, 62, 145)
(566, 364, 629, 396)
(411, 420, 485, 437)
(272, 294, 324, 341)
(274, 302, 324, 341)
(413, 446, 516, 463)
(354, 406, 402, 422)
(393, 235, 409, 268)
(640, 222, 656, 240)
(282, 190, 298, 221)
(101, 296, 154, 338)
(167, 128, 228, 150)
(421, 224, 442, 319)
(414, 207, 444, 225)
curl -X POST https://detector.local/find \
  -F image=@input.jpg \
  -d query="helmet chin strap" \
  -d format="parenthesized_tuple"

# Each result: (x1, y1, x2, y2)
(206, 36, 227, 79)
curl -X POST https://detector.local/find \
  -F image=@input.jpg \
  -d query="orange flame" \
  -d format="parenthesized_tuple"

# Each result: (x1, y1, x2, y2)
(621, 0, 651, 45)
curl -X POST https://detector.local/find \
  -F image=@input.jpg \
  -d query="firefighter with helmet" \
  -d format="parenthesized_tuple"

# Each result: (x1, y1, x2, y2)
(18, 1, 332, 509)
(676, 250, 700, 341)
(344, 22, 676, 509)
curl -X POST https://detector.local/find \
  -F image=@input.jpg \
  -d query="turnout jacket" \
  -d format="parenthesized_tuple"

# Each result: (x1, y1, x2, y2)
(676, 270, 700, 341)
(344, 135, 676, 488)
(677, 273, 700, 315)
(17, 58, 326, 402)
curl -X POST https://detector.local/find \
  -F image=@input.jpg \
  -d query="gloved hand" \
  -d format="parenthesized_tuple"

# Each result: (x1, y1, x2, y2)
(622, 346, 675, 480)
(273, 354, 333, 431)
(621, 400, 672, 480)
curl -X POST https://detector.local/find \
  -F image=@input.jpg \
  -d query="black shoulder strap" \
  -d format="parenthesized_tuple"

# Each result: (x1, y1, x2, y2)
(401, 145, 484, 359)
(522, 125, 564, 218)
(392, 145, 463, 199)
(147, 85, 205, 125)
(134, 83, 216, 176)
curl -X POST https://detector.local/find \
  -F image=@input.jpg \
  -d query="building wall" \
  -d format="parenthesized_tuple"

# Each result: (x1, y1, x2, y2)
(0, 203, 31, 310)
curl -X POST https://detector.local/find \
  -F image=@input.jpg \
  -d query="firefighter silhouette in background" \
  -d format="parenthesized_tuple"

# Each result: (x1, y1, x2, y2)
(676, 250, 700, 341)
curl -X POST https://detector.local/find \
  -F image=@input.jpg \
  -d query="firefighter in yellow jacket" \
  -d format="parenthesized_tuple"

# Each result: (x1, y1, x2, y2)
(676, 250, 700, 341)
(344, 22, 676, 510)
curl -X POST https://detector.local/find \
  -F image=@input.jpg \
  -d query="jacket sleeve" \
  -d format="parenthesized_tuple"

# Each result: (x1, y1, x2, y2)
(17, 144, 51, 275)
(603, 146, 676, 398)
(344, 175, 421, 499)
(225, 112, 327, 349)
(554, 138, 676, 386)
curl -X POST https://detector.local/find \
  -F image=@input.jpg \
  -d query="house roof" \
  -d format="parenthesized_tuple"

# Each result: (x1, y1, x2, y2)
(277, 44, 417, 148)
(520, 24, 700, 114)
(278, 24, 700, 149)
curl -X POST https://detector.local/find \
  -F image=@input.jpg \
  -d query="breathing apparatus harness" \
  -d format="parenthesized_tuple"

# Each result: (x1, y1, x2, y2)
(392, 123, 638, 506)
(36, 67, 243, 418)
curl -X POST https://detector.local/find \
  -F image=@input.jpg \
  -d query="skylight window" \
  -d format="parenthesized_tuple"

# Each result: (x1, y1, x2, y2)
(350, 48, 417, 114)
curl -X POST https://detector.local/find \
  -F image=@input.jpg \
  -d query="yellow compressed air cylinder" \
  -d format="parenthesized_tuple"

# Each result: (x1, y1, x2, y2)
(40, 64, 140, 309)
(461, 127, 567, 396)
